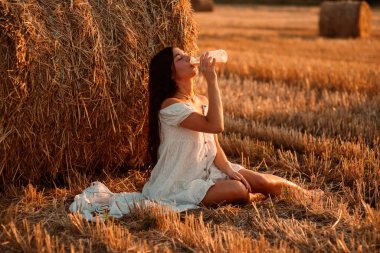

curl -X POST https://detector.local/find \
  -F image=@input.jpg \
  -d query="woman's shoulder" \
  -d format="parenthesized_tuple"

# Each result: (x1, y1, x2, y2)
(161, 95, 208, 110)
(161, 98, 189, 110)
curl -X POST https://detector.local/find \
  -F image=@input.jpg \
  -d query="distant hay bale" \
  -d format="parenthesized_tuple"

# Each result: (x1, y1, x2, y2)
(0, 0, 198, 186)
(319, 1, 372, 38)
(191, 0, 214, 12)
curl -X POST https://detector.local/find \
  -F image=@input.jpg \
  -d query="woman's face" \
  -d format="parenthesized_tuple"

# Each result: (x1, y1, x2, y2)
(172, 47, 198, 81)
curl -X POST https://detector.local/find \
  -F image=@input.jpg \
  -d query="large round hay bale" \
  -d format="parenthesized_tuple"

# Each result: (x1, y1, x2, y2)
(191, 0, 214, 12)
(0, 0, 198, 186)
(319, 1, 372, 38)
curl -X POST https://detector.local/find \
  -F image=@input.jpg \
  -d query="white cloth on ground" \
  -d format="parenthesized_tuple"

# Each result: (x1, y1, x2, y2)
(69, 181, 196, 222)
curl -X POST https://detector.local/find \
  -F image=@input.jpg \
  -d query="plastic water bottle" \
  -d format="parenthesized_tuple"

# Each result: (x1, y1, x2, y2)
(190, 49, 228, 65)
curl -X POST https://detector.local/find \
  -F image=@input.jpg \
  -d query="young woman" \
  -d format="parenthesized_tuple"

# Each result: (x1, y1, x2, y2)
(142, 47, 313, 208)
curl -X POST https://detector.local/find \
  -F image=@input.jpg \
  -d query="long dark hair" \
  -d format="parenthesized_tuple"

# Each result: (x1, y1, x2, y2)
(148, 47, 178, 166)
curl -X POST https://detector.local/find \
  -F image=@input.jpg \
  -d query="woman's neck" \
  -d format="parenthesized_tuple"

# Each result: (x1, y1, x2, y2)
(175, 79, 194, 99)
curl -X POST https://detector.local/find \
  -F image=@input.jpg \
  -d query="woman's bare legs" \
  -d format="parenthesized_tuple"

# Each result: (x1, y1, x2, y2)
(200, 180, 250, 206)
(201, 168, 320, 207)
(238, 168, 307, 196)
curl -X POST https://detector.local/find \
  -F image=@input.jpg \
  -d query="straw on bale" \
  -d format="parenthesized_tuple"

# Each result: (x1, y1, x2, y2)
(0, 0, 198, 186)
(319, 1, 372, 38)
(191, 0, 214, 12)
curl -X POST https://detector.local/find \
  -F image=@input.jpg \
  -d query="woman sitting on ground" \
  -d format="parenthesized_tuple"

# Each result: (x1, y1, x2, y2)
(142, 47, 315, 208)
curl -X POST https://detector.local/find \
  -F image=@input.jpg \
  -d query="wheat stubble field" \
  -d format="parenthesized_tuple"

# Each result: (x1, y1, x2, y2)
(1, 4, 379, 253)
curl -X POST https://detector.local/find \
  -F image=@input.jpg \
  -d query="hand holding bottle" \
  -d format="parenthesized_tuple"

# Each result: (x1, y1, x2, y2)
(197, 51, 224, 134)
(199, 52, 217, 84)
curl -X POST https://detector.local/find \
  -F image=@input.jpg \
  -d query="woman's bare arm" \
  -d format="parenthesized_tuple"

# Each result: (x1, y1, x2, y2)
(213, 134, 252, 192)
(213, 134, 232, 174)
(180, 54, 224, 133)
(179, 90, 223, 133)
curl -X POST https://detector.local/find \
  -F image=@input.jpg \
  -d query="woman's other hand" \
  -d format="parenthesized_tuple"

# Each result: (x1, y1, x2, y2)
(200, 52, 217, 83)
(226, 169, 251, 193)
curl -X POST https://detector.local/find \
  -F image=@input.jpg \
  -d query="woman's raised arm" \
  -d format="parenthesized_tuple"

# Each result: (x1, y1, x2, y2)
(180, 54, 224, 133)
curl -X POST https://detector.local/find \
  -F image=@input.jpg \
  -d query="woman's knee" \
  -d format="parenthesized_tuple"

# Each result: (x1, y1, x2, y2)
(230, 180, 250, 203)
(252, 173, 277, 195)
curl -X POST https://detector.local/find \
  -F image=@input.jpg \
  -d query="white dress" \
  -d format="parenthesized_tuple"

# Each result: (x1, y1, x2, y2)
(142, 102, 242, 206)
(69, 102, 242, 221)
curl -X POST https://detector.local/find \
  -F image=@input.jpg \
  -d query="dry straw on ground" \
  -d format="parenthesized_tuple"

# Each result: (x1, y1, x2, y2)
(0, 0, 198, 186)
(319, 1, 372, 38)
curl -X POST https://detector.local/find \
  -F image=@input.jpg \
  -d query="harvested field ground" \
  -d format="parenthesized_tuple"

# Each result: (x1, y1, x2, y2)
(1, 5, 379, 253)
